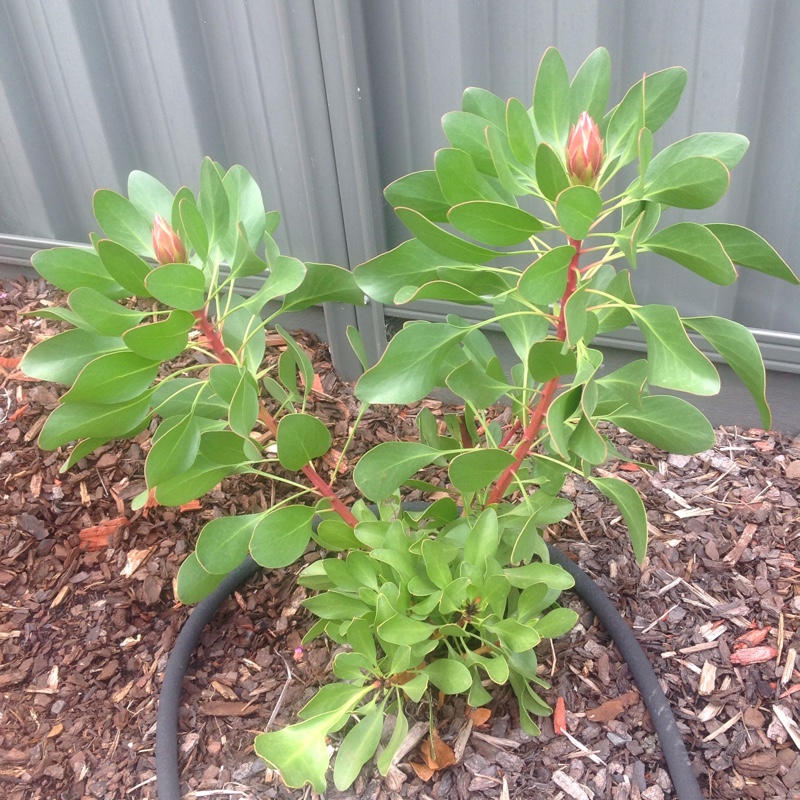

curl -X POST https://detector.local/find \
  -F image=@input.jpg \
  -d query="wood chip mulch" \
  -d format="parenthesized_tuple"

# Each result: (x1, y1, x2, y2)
(1, 275, 799, 800)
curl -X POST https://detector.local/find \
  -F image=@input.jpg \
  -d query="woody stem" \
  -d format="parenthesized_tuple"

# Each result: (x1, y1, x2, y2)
(487, 238, 582, 506)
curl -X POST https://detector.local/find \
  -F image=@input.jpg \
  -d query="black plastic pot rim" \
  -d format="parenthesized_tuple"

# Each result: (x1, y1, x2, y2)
(155, 505, 705, 800)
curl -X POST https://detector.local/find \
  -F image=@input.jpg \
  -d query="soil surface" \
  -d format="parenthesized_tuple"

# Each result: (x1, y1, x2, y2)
(2, 275, 799, 800)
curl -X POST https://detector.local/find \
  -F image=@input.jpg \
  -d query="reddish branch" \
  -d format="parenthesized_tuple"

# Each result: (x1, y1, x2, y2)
(487, 238, 582, 505)
(193, 310, 235, 364)
(197, 308, 358, 528)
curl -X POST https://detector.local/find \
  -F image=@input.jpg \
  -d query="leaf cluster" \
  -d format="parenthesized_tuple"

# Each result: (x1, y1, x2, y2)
(20, 158, 363, 601)
(353, 46, 798, 563)
(256, 501, 577, 791)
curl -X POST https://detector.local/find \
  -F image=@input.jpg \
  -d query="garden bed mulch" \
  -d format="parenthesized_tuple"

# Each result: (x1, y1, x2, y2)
(1, 275, 799, 800)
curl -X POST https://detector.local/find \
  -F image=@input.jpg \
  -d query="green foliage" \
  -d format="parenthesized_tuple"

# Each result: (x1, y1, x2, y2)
(21, 47, 799, 794)
(262, 503, 579, 791)
(353, 44, 796, 577)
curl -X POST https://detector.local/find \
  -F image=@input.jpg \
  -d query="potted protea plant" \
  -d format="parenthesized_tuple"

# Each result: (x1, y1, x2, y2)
(19, 47, 797, 796)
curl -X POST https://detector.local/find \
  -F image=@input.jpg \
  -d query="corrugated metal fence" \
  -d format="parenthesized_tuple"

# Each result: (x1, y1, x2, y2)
(1, 0, 798, 427)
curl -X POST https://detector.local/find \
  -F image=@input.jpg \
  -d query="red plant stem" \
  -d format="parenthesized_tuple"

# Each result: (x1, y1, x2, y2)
(498, 419, 521, 448)
(487, 238, 582, 505)
(195, 308, 358, 527)
(193, 309, 235, 364)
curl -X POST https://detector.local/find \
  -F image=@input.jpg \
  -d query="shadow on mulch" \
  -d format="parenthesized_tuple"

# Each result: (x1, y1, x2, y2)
(1, 276, 799, 800)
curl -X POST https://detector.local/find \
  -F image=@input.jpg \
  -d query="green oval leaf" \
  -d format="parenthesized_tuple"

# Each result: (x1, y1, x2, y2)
(31, 247, 126, 299)
(434, 148, 507, 205)
(249, 506, 315, 568)
(176, 552, 226, 605)
(423, 659, 472, 694)
(222, 164, 267, 251)
(93, 189, 154, 258)
(703, 223, 799, 285)
(377, 614, 437, 646)
(448, 201, 543, 246)
(145, 263, 206, 311)
(355, 322, 466, 405)
(570, 47, 611, 125)
(488, 618, 541, 652)
(528, 340, 577, 383)
(506, 97, 537, 167)
(503, 562, 574, 590)
(354, 239, 458, 306)
(647, 132, 749, 174)
(277, 414, 332, 470)
(61, 351, 159, 405)
(555, 185, 602, 240)
(179, 197, 209, 261)
(643, 156, 730, 209)
(199, 156, 230, 250)
(590, 476, 648, 563)
(630, 305, 720, 395)
(684, 315, 771, 430)
(518, 245, 575, 304)
(534, 143, 570, 201)
(95, 239, 153, 297)
(353, 442, 440, 502)
(128, 170, 174, 223)
(240, 255, 306, 312)
(281, 262, 363, 313)
(123, 310, 195, 361)
(255, 712, 344, 793)
(533, 47, 571, 150)
(196, 513, 265, 574)
(395, 207, 497, 264)
(464, 507, 499, 566)
(20, 328, 124, 385)
(304, 591, 372, 621)
(333, 707, 385, 791)
(441, 111, 500, 176)
(449, 449, 515, 494)
(153, 454, 237, 507)
(377, 707, 409, 776)
(384, 170, 450, 222)
(603, 67, 688, 175)
(603, 394, 716, 455)
(38, 394, 152, 451)
(68, 287, 145, 336)
(145, 414, 202, 488)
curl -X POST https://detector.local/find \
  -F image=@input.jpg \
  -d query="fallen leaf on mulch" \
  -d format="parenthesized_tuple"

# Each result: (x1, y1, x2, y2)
(467, 707, 492, 726)
(0, 355, 20, 369)
(179, 500, 203, 512)
(200, 701, 257, 717)
(729, 646, 778, 665)
(585, 690, 640, 722)
(78, 516, 129, 551)
(410, 730, 456, 781)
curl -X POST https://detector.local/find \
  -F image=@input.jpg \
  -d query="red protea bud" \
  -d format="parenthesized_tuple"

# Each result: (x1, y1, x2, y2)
(566, 112, 603, 186)
(152, 215, 188, 265)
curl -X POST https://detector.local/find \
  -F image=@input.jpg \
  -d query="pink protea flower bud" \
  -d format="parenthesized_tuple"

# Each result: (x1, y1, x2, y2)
(152, 215, 188, 265)
(566, 112, 603, 185)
